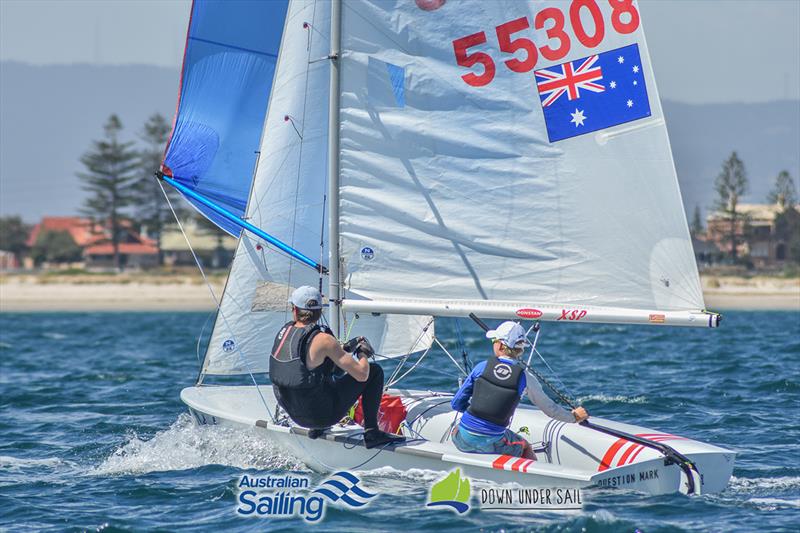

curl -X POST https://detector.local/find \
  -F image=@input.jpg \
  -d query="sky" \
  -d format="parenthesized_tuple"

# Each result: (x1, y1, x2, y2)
(1, 0, 799, 104)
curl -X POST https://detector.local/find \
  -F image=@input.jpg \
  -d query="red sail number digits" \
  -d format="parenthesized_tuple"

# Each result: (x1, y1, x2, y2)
(452, 0, 640, 87)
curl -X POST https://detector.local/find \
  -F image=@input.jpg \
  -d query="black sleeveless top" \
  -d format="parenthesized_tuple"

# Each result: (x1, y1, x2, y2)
(269, 321, 334, 389)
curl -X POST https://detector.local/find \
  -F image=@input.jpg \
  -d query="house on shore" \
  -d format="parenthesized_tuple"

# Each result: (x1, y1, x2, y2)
(704, 203, 799, 267)
(159, 219, 237, 268)
(0, 250, 18, 271)
(25, 216, 158, 270)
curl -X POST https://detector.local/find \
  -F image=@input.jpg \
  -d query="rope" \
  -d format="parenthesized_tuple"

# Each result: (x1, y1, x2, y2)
(524, 322, 541, 367)
(386, 345, 433, 388)
(158, 179, 275, 423)
(318, 194, 326, 295)
(433, 337, 467, 377)
(454, 319, 472, 372)
(519, 357, 577, 410)
(195, 310, 215, 365)
(344, 312, 358, 341)
(386, 317, 434, 386)
(532, 347, 575, 401)
(372, 352, 461, 381)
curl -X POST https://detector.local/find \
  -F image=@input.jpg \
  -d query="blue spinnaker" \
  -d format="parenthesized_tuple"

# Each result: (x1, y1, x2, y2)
(162, 0, 289, 236)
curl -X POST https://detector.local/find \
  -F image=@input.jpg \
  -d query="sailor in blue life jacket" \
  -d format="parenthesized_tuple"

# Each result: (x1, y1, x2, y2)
(270, 286, 405, 449)
(451, 321, 589, 458)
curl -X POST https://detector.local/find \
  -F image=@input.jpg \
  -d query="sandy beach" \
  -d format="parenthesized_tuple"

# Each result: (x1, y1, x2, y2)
(1, 273, 797, 312)
(701, 275, 800, 311)
(0, 275, 226, 312)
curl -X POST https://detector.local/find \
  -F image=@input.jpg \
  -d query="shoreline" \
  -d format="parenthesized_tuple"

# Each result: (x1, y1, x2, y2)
(1, 274, 797, 312)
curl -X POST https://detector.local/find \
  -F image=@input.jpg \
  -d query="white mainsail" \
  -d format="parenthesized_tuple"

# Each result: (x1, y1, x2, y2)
(201, 0, 433, 375)
(336, 0, 712, 327)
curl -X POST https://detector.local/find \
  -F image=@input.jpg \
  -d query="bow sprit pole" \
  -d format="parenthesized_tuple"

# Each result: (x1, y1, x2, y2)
(157, 173, 327, 273)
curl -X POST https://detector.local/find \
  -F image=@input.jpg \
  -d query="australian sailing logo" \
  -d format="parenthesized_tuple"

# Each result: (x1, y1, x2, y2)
(237, 471, 378, 522)
(426, 469, 471, 513)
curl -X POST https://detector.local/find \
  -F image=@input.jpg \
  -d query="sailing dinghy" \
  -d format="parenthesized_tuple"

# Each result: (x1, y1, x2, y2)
(158, 0, 734, 495)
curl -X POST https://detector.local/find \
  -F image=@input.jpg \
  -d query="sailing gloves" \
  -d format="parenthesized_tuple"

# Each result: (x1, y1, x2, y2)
(342, 337, 361, 353)
(342, 336, 375, 359)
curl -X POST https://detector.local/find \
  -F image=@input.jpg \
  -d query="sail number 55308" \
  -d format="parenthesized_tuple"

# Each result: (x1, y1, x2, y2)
(452, 0, 639, 87)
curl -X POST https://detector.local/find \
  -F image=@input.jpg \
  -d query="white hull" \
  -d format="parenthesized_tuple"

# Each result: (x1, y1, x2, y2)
(181, 385, 734, 495)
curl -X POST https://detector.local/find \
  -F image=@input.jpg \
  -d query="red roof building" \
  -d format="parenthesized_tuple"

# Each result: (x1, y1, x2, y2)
(26, 216, 159, 269)
(26, 217, 99, 248)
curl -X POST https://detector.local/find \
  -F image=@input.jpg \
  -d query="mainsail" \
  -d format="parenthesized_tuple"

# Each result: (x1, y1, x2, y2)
(335, 0, 714, 327)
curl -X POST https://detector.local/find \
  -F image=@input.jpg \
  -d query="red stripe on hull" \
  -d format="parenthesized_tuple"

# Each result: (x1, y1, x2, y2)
(598, 438, 628, 472)
(627, 445, 646, 464)
(510, 458, 527, 471)
(598, 433, 690, 471)
(616, 442, 639, 467)
(492, 455, 514, 469)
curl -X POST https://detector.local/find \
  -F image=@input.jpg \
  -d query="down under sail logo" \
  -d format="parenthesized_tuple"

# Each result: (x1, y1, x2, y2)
(427, 469, 471, 513)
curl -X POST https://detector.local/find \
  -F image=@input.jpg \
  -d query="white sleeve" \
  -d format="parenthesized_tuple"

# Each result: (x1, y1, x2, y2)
(525, 371, 575, 423)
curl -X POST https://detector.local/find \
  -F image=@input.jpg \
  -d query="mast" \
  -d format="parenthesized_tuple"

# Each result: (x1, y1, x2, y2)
(327, 0, 342, 337)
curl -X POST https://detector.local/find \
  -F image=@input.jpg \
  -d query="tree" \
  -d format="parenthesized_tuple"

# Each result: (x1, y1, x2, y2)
(134, 113, 183, 265)
(690, 205, 703, 237)
(774, 207, 800, 263)
(0, 215, 31, 263)
(767, 170, 797, 210)
(31, 230, 82, 265)
(78, 115, 139, 271)
(714, 151, 748, 261)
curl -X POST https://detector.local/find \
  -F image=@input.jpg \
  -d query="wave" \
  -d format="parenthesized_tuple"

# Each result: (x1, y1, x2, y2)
(576, 394, 647, 404)
(358, 466, 526, 492)
(357, 466, 443, 483)
(0, 455, 71, 470)
(729, 476, 800, 493)
(746, 497, 800, 510)
(93, 413, 308, 475)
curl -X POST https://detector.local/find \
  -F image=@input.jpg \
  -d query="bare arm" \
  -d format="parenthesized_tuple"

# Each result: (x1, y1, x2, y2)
(309, 333, 370, 382)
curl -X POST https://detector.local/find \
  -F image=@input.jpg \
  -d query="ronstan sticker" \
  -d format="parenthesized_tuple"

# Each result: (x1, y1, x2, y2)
(516, 308, 543, 319)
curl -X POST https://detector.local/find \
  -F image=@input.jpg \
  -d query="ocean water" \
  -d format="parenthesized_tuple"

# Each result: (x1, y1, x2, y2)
(0, 310, 798, 532)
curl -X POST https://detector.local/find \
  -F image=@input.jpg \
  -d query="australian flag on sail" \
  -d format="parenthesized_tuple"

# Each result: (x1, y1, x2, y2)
(535, 43, 651, 143)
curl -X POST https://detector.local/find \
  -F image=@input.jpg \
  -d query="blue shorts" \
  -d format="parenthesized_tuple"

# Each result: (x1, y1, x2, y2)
(452, 426, 529, 457)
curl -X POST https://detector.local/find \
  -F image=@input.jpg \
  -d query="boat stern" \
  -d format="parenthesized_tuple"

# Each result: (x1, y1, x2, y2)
(590, 444, 736, 494)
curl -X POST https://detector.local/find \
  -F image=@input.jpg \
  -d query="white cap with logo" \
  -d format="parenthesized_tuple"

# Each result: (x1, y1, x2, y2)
(485, 321, 531, 348)
(288, 286, 323, 310)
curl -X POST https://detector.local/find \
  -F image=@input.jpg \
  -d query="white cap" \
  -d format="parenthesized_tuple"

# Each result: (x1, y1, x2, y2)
(485, 321, 530, 348)
(288, 286, 323, 310)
